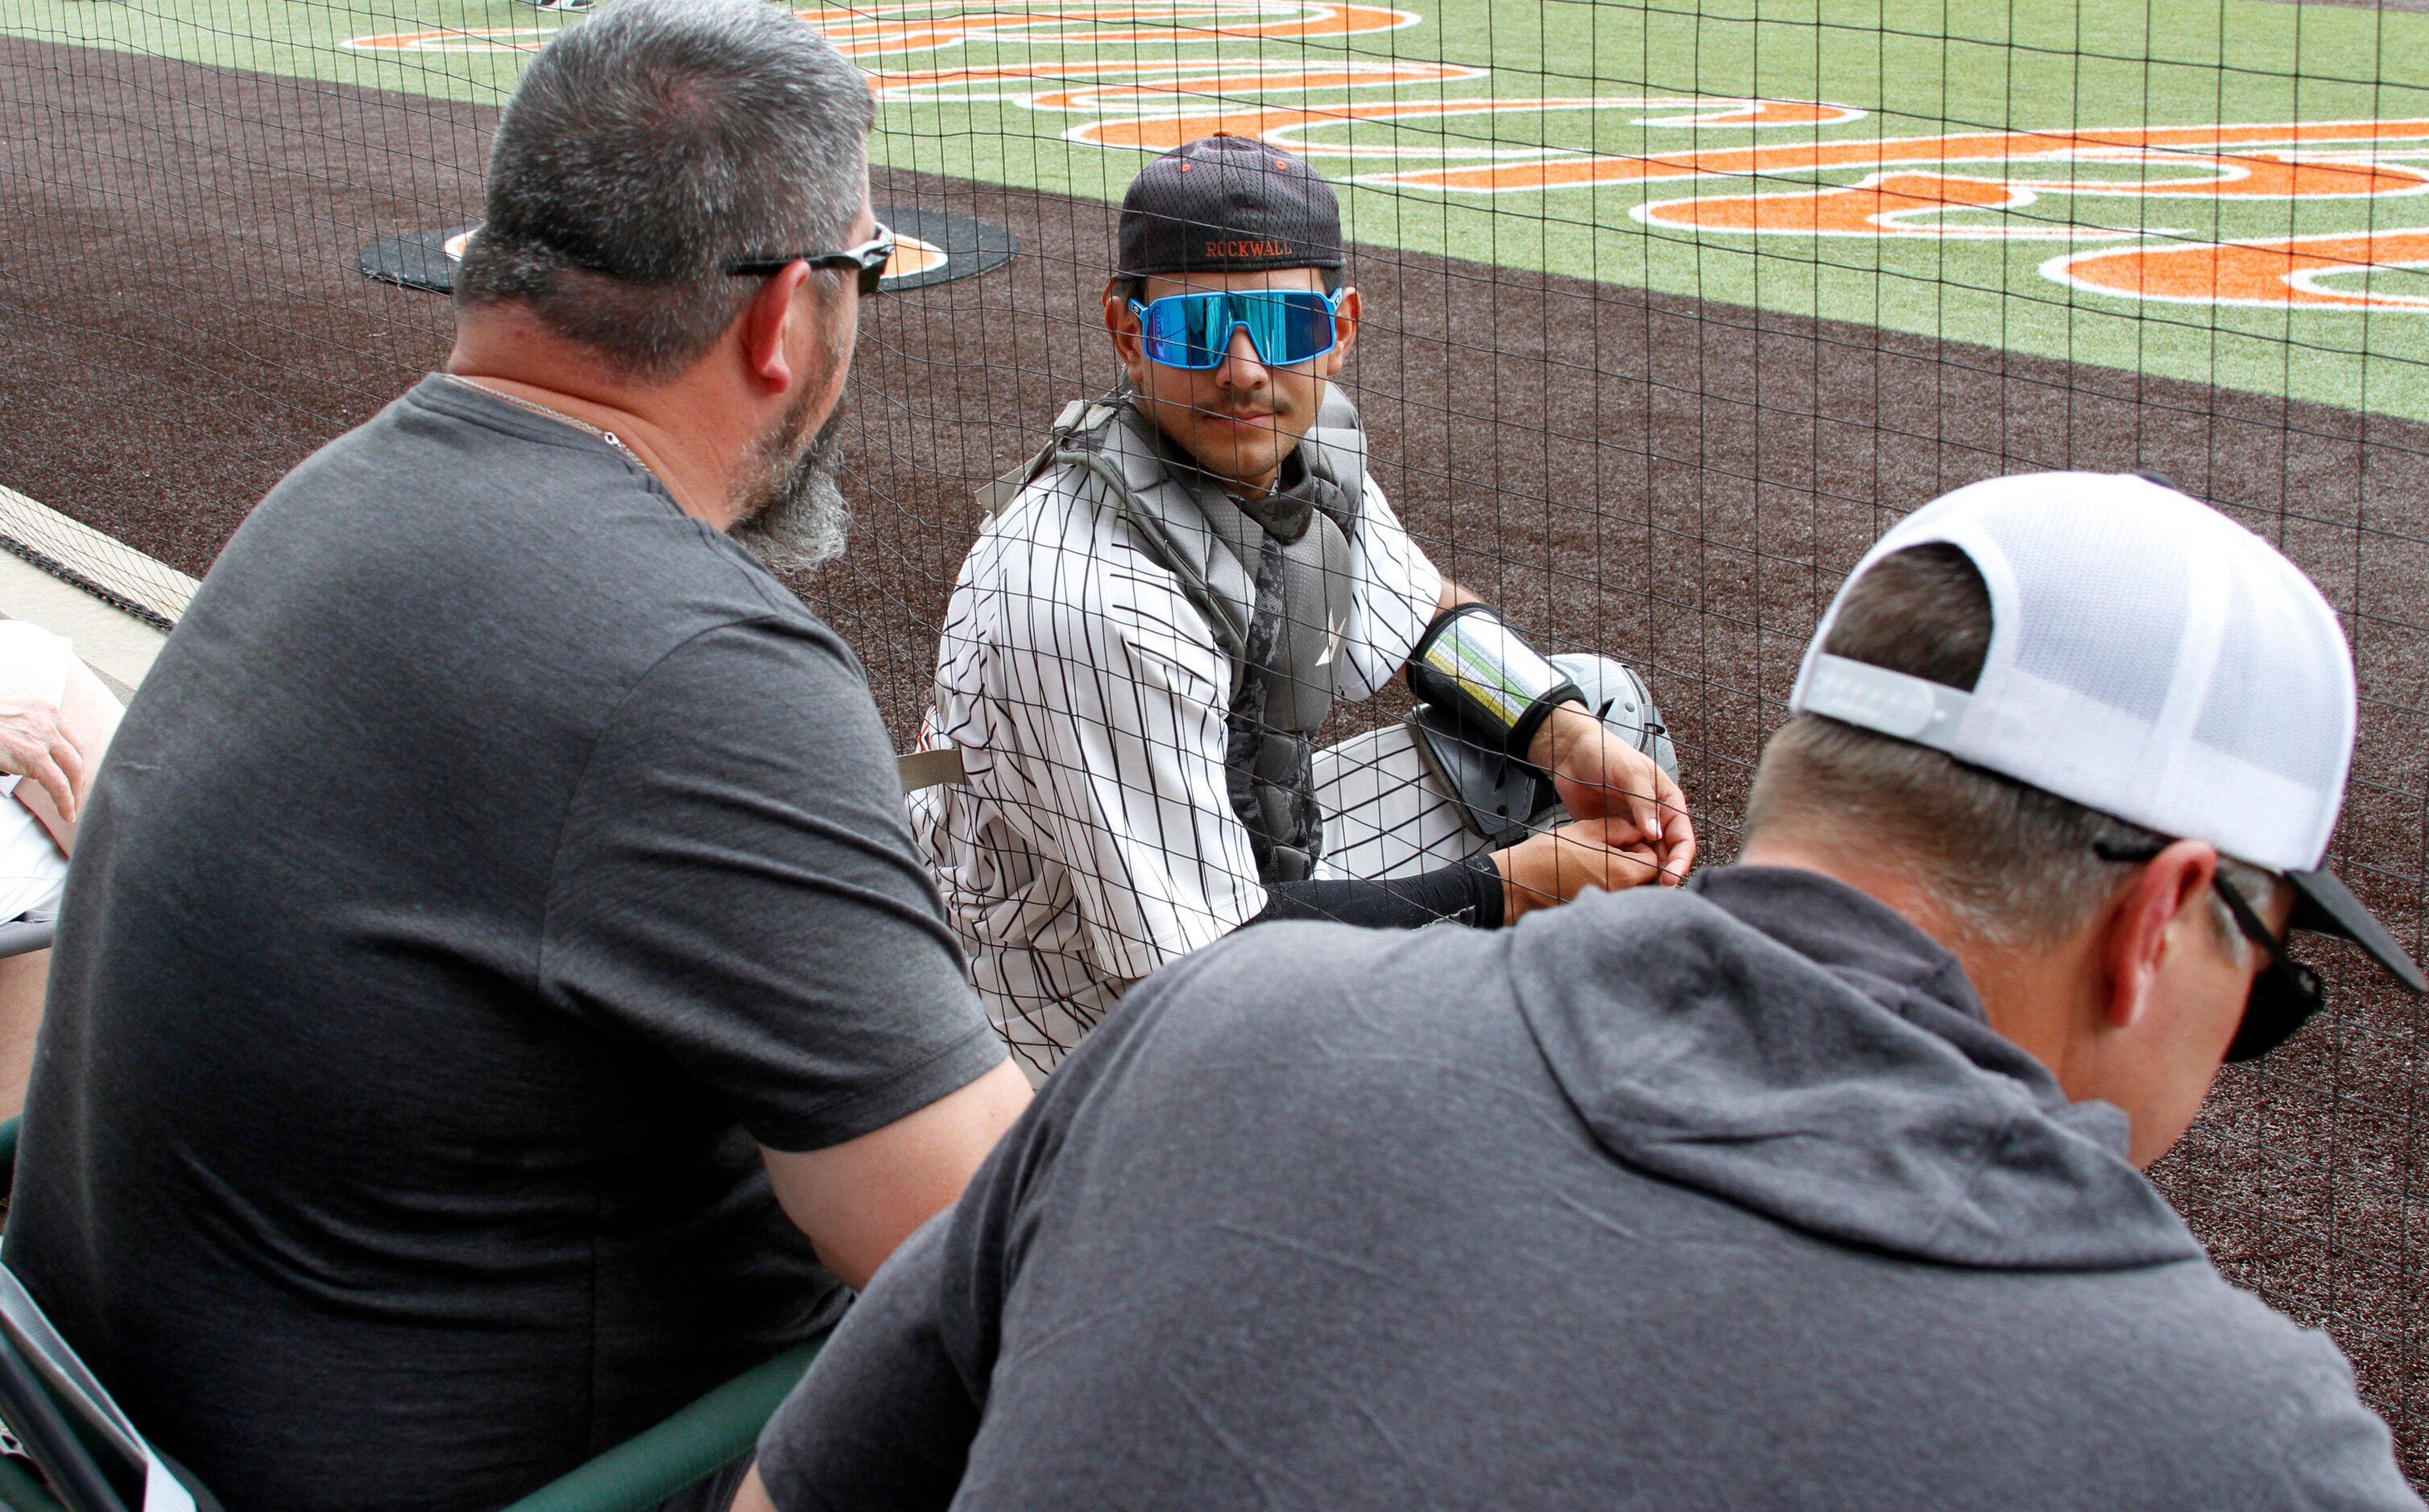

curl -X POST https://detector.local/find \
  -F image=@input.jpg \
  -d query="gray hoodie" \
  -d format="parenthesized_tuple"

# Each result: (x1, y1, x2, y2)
(758, 866, 2421, 1509)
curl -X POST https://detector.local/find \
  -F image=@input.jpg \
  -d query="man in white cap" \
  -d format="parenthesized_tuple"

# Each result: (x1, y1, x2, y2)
(732, 472, 2424, 1510)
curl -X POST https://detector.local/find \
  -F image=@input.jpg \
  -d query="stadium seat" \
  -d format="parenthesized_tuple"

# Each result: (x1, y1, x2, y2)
(0, 1114, 827, 1512)
(496, 1336, 826, 1512)
(0, 1251, 217, 1511)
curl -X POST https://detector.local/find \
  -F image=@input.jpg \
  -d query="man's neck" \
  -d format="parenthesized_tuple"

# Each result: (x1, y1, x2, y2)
(1736, 834, 1967, 953)
(445, 305, 747, 527)
(1734, 831, 2082, 1077)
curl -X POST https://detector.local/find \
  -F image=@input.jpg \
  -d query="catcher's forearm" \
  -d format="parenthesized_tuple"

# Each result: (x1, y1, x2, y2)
(1245, 856, 1505, 932)
(1405, 603, 1583, 762)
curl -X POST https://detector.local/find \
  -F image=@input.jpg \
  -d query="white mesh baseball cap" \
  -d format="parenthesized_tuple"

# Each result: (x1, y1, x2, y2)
(1791, 471, 2422, 1012)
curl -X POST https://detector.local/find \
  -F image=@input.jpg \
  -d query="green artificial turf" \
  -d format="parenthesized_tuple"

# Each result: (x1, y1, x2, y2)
(16, 0, 2429, 419)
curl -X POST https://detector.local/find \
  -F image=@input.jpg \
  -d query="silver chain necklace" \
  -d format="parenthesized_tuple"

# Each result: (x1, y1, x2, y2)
(445, 374, 656, 480)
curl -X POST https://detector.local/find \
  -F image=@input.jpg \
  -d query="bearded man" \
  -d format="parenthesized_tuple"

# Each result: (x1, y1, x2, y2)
(4, 2, 1028, 1508)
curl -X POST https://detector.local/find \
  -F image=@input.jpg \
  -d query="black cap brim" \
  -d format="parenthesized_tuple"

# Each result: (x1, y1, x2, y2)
(2288, 867, 2427, 993)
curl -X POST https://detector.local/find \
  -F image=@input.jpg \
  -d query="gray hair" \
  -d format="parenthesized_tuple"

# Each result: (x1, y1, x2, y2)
(453, 0, 874, 381)
(1746, 543, 2270, 954)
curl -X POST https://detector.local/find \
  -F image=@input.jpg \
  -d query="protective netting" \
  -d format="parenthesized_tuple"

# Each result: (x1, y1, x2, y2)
(5, 0, 2429, 1480)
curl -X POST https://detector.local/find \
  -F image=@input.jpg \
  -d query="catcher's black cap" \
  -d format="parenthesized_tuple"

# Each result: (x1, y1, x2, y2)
(1118, 134, 1345, 280)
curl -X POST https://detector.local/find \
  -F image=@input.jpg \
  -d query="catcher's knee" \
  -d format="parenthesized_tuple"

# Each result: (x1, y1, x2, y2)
(1547, 653, 1675, 782)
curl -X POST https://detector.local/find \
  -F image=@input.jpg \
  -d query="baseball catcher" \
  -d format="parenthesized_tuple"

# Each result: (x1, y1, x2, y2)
(908, 135, 1695, 1072)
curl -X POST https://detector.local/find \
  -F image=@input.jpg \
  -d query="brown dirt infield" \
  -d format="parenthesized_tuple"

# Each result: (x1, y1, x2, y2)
(6, 31, 2429, 1483)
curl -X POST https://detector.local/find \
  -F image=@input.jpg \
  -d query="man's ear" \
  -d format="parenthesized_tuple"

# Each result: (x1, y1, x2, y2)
(740, 261, 817, 392)
(1104, 283, 1149, 386)
(1320, 285, 1360, 378)
(2100, 839, 2218, 1031)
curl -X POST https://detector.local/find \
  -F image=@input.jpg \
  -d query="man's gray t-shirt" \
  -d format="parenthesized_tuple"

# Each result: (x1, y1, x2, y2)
(7, 377, 1005, 1510)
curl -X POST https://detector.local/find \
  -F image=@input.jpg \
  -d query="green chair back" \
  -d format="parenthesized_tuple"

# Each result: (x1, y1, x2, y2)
(502, 1334, 828, 1512)
(0, 1115, 827, 1512)
(0, 1256, 212, 1512)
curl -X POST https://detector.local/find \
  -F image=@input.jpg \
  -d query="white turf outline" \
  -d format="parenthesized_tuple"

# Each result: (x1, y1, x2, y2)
(1629, 151, 2429, 240)
(1628, 176, 2141, 242)
(2042, 229, 2429, 311)
(868, 57, 1485, 108)
(1350, 114, 2429, 195)
(347, 0, 1420, 55)
(1066, 97, 1868, 160)
(340, 25, 564, 52)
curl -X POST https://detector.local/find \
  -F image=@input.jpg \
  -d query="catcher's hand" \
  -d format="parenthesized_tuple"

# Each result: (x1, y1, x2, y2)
(1530, 700, 1695, 883)
(1492, 817, 1664, 923)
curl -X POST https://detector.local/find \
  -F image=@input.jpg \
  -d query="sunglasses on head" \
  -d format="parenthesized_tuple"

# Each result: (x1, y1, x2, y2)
(723, 222, 897, 295)
(2094, 839, 2322, 1061)
(1129, 287, 1346, 370)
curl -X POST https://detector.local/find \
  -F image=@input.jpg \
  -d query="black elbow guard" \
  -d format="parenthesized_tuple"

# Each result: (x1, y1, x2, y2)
(1407, 604, 1583, 758)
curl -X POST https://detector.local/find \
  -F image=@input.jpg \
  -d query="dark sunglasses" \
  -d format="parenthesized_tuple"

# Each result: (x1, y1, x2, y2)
(1128, 287, 1346, 370)
(2095, 840, 2323, 1061)
(723, 222, 896, 295)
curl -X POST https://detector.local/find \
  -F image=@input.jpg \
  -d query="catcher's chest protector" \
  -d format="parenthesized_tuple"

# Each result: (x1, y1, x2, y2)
(1035, 389, 1367, 883)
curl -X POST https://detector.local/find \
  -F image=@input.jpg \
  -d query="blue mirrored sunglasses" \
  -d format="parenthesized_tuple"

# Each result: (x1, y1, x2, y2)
(1128, 287, 1345, 370)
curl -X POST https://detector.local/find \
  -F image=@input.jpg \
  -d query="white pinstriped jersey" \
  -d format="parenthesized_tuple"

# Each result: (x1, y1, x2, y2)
(907, 448, 1442, 1075)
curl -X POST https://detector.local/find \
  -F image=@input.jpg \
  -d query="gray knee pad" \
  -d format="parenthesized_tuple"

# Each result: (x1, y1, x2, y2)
(1549, 653, 1677, 782)
(1402, 654, 1678, 850)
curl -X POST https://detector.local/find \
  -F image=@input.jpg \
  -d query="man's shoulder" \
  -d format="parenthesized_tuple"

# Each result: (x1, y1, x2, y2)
(189, 378, 851, 749)
(613, 610, 875, 750)
(2033, 1266, 2416, 1501)
(1074, 919, 1526, 1084)
(960, 461, 1218, 654)
(264, 374, 629, 510)
(261, 378, 784, 581)
(982, 454, 1139, 564)
(2109, 1265, 2376, 1395)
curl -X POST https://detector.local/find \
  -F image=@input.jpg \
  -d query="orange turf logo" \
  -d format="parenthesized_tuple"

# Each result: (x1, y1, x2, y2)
(1598, 119, 2429, 311)
(2049, 230, 2429, 309)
